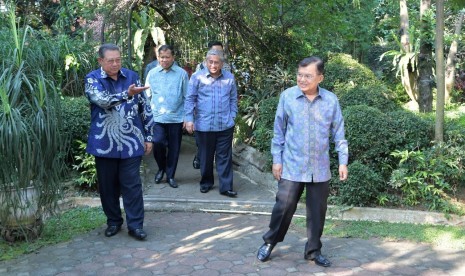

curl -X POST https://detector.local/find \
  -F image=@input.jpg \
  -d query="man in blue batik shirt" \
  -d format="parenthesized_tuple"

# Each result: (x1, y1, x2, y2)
(184, 49, 238, 197)
(256, 56, 349, 267)
(85, 43, 154, 241)
(145, 45, 188, 189)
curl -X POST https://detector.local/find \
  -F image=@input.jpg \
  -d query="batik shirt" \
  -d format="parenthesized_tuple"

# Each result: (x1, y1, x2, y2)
(85, 67, 154, 159)
(271, 86, 348, 183)
(185, 68, 237, 132)
(145, 64, 188, 123)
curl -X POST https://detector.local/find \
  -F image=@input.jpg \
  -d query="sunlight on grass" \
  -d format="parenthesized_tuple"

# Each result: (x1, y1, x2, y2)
(0, 207, 105, 261)
(294, 218, 465, 250)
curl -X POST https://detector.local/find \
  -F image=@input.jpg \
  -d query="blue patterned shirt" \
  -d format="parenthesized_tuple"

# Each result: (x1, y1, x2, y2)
(85, 67, 154, 159)
(185, 68, 237, 132)
(272, 86, 348, 182)
(145, 64, 188, 123)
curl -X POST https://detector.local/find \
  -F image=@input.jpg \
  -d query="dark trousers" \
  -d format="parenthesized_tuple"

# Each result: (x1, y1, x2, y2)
(263, 179, 330, 259)
(152, 122, 183, 179)
(196, 127, 234, 192)
(95, 156, 144, 231)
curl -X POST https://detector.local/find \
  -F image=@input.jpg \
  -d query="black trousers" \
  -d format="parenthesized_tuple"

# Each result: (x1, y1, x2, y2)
(95, 156, 144, 231)
(152, 122, 183, 179)
(263, 179, 330, 259)
(196, 127, 234, 193)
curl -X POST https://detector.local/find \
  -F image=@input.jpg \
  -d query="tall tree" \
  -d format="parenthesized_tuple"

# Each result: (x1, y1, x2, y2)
(399, 0, 419, 107)
(417, 0, 433, 112)
(435, 0, 445, 142)
(445, 10, 464, 103)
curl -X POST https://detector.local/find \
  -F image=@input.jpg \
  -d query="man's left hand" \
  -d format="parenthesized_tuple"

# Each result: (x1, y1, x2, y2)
(144, 142, 153, 155)
(339, 164, 348, 181)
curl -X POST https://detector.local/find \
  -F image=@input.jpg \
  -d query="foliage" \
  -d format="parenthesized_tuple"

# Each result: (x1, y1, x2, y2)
(387, 109, 433, 151)
(389, 150, 464, 214)
(253, 96, 279, 154)
(342, 105, 395, 169)
(338, 84, 400, 112)
(0, 6, 67, 241)
(72, 141, 98, 190)
(333, 161, 385, 207)
(61, 96, 90, 161)
(324, 53, 382, 94)
(0, 207, 106, 261)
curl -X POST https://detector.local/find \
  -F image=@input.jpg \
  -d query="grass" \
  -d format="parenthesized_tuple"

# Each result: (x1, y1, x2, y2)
(0, 207, 106, 261)
(294, 218, 465, 250)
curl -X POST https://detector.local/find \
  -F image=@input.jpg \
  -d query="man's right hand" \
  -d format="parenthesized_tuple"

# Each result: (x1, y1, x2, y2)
(128, 84, 149, 96)
(185, 121, 195, 134)
(272, 163, 282, 181)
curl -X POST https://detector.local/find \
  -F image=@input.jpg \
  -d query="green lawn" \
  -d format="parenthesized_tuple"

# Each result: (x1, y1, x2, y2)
(295, 218, 465, 250)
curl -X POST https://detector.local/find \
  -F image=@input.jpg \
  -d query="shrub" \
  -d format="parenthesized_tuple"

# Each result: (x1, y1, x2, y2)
(389, 149, 464, 214)
(334, 161, 385, 206)
(253, 96, 279, 153)
(324, 53, 381, 93)
(72, 140, 98, 190)
(343, 105, 395, 169)
(338, 84, 400, 112)
(61, 96, 90, 163)
(387, 109, 433, 151)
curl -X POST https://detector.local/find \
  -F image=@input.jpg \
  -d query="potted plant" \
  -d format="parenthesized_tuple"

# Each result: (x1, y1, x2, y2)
(0, 6, 65, 242)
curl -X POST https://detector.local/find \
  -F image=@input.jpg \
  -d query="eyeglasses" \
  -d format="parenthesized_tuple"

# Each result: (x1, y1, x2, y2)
(296, 73, 319, 81)
(104, 58, 122, 64)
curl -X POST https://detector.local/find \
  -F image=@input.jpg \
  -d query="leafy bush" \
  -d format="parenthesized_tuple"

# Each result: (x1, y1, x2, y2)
(334, 161, 385, 206)
(72, 140, 97, 190)
(324, 53, 382, 93)
(387, 109, 433, 151)
(253, 96, 279, 153)
(343, 105, 395, 168)
(389, 149, 464, 215)
(338, 84, 399, 112)
(61, 96, 90, 162)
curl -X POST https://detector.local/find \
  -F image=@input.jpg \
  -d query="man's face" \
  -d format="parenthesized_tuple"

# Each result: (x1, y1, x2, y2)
(98, 50, 121, 78)
(206, 55, 223, 76)
(158, 49, 174, 70)
(297, 63, 323, 94)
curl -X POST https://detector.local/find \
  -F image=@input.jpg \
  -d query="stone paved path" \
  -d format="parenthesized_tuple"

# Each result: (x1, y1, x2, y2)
(1, 136, 464, 275)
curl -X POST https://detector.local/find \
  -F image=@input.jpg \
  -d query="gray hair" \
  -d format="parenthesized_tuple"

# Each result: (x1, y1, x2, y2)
(205, 49, 225, 63)
(98, 43, 120, 58)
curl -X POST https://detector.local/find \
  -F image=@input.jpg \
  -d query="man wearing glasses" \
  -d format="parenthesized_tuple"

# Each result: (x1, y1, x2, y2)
(85, 43, 154, 241)
(256, 56, 349, 267)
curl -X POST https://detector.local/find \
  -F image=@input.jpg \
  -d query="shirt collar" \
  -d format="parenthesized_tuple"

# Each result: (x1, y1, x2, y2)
(295, 86, 322, 100)
(206, 69, 223, 79)
(100, 67, 127, 79)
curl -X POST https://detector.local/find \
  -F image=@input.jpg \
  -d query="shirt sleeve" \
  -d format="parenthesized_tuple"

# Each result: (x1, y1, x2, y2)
(271, 93, 287, 165)
(184, 75, 198, 122)
(230, 77, 238, 119)
(331, 98, 349, 165)
(137, 78, 155, 142)
(85, 76, 130, 109)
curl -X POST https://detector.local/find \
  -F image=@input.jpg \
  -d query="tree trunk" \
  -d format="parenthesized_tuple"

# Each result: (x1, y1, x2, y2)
(445, 11, 464, 103)
(435, 0, 445, 142)
(399, 0, 418, 107)
(417, 0, 433, 112)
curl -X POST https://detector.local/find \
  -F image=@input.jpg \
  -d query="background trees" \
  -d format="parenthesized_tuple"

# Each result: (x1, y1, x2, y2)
(1, 0, 464, 220)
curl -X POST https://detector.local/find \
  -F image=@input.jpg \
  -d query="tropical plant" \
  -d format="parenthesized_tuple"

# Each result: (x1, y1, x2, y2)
(0, 5, 66, 242)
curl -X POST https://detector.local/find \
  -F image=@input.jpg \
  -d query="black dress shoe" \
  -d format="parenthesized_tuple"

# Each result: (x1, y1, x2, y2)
(167, 178, 178, 188)
(104, 225, 121, 237)
(257, 243, 275, 262)
(200, 186, 210, 193)
(309, 254, 331, 267)
(192, 154, 200, 169)
(128, 228, 147, 240)
(220, 190, 237, 197)
(154, 170, 165, 184)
